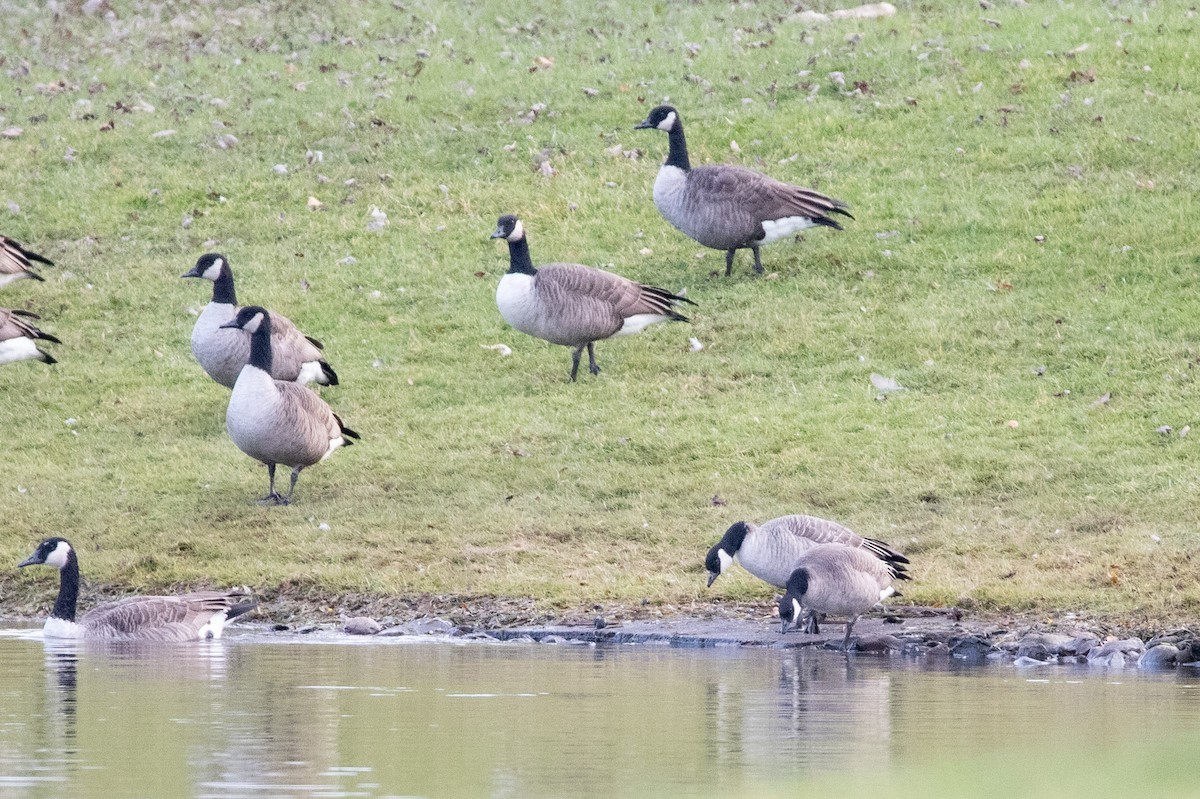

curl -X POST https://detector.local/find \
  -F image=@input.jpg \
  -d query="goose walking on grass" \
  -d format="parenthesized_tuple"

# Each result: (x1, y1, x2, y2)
(635, 105, 852, 276)
(221, 306, 359, 505)
(0, 307, 60, 365)
(183, 253, 338, 388)
(490, 214, 696, 381)
(777, 543, 905, 650)
(18, 537, 257, 641)
(0, 235, 53, 288)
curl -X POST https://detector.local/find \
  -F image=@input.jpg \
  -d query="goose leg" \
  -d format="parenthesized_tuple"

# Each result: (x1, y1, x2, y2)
(724, 249, 736, 277)
(569, 346, 584, 382)
(840, 615, 861, 652)
(257, 463, 287, 505)
(802, 609, 820, 635)
(586, 343, 601, 376)
(751, 246, 764, 275)
(281, 466, 304, 505)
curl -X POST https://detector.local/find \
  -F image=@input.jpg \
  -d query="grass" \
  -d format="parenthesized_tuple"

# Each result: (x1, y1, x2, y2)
(2, 0, 1199, 626)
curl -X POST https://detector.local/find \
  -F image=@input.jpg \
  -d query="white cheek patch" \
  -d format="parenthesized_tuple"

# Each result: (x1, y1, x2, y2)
(45, 541, 72, 569)
(508, 219, 524, 242)
(791, 598, 803, 624)
(244, 313, 264, 333)
(658, 111, 677, 131)
(204, 258, 225, 280)
(717, 549, 734, 574)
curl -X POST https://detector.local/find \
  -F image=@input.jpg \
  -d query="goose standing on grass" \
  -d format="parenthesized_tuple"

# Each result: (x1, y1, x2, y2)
(221, 305, 359, 505)
(490, 214, 696, 381)
(182, 253, 338, 388)
(0, 235, 53, 287)
(0, 307, 60, 365)
(777, 543, 905, 650)
(18, 537, 257, 641)
(634, 105, 852, 276)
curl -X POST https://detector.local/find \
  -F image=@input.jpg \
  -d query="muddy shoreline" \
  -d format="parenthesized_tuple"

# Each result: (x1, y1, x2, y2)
(7, 589, 1195, 668)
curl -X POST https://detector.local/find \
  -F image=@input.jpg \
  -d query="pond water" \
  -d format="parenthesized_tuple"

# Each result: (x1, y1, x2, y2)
(1, 626, 1199, 799)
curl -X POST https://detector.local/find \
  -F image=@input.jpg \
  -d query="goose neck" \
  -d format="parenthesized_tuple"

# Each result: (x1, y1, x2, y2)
(52, 552, 80, 622)
(505, 238, 537, 276)
(665, 124, 691, 171)
(211, 268, 237, 305)
(248, 315, 274, 373)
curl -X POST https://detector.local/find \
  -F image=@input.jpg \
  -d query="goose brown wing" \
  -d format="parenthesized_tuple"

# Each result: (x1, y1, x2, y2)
(274, 381, 348, 464)
(268, 313, 326, 379)
(539, 264, 688, 322)
(0, 235, 53, 276)
(81, 592, 245, 640)
(689, 165, 849, 232)
(0, 308, 59, 343)
(534, 264, 629, 340)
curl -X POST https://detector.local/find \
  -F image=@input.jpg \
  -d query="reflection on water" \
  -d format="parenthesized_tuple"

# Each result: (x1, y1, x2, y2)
(1, 626, 1199, 799)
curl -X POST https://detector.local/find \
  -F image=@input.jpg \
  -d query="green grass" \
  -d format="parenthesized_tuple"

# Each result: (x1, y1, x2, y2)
(2, 0, 1199, 625)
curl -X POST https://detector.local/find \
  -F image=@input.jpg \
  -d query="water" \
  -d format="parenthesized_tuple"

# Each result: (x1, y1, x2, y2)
(1, 626, 1199, 799)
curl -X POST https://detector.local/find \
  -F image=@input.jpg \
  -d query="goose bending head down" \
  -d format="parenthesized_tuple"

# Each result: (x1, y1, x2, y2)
(0, 235, 53, 288)
(635, 105, 852, 276)
(182, 253, 338, 388)
(0, 308, 60, 365)
(220, 305, 359, 505)
(489, 214, 696, 381)
(777, 543, 906, 650)
(18, 537, 258, 641)
(704, 514, 909, 589)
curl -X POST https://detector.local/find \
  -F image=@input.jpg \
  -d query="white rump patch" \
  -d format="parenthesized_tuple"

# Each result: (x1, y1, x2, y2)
(296, 361, 325, 385)
(198, 611, 229, 640)
(616, 313, 671, 336)
(758, 216, 819, 244)
(0, 337, 41, 365)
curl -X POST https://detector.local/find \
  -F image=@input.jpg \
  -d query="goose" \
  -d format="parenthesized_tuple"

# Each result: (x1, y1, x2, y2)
(18, 537, 257, 641)
(490, 214, 696, 381)
(777, 543, 905, 650)
(182, 253, 338, 388)
(220, 305, 359, 505)
(704, 514, 909, 589)
(0, 235, 53, 288)
(0, 307, 60, 365)
(634, 105, 852, 276)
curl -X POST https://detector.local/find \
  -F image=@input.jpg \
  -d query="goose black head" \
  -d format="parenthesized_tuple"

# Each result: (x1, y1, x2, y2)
(19, 537, 74, 570)
(490, 214, 525, 243)
(635, 105, 680, 132)
(219, 305, 270, 334)
(704, 521, 751, 587)
(181, 253, 229, 281)
(778, 568, 811, 634)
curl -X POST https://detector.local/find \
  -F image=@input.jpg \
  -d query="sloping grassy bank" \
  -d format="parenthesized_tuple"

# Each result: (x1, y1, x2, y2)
(2, 0, 1198, 626)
